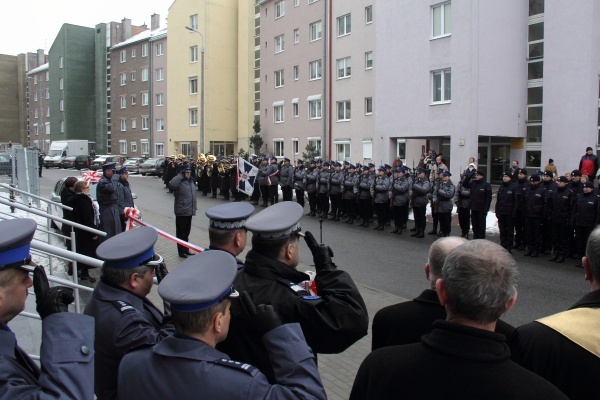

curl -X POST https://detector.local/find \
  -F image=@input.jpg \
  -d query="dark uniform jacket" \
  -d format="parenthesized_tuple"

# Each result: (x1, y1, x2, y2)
(571, 192, 600, 227)
(97, 174, 121, 238)
(304, 167, 318, 193)
(356, 173, 374, 200)
(372, 289, 515, 351)
(455, 179, 471, 208)
(0, 313, 94, 399)
(116, 178, 134, 217)
(351, 321, 568, 400)
(279, 164, 293, 188)
(509, 290, 600, 400)
(549, 186, 573, 224)
(118, 324, 327, 400)
(266, 163, 279, 186)
(329, 170, 344, 195)
(525, 183, 546, 217)
(257, 163, 269, 186)
(515, 178, 531, 212)
(293, 166, 306, 190)
(436, 180, 455, 213)
(468, 178, 493, 212)
(495, 181, 518, 216)
(391, 176, 411, 206)
(169, 173, 197, 217)
(218, 249, 368, 383)
(343, 172, 358, 200)
(317, 169, 331, 194)
(83, 279, 175, 400)
(411, 178, 431, 208)
(371, 175, 391, 204)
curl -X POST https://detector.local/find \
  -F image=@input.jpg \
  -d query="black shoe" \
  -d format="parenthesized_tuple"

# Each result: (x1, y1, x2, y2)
(415, 230, 425, 238)
(373, 225, 381, 230)
(401, 224, 407, 229)
(517, 245, 524, 251)
(179, 253, 188, 258)
(427, 230, 437, 235)
(530, 251, 539, 258)
(333, 217, 340, 221)
(575, 262, 583, 268)
(261, 203, 268, 207)
(328, 215, 336, 220)
(549, 255, 559, 262)
(524, 248, 533, 256)
(437, 231, 444, 237)
(384, 221, 391, 226)
(555, 257, 565, 263)
(185, 251, 196, 256)
(410, 227, 417, 232)
(391, 227, 399, 234)
(377, 225, 384, 231)
(211, 195, 217, 198)
(410, 230, 419, 237)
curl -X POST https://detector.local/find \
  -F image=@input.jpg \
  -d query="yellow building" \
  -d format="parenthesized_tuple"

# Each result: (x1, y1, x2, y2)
(167, 0, 256, 158)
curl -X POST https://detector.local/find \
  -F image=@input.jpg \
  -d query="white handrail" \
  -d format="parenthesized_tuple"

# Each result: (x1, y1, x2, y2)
(0, 183, 71, 210)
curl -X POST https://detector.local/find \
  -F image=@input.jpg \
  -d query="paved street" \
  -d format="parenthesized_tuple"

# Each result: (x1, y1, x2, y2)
(21, 168, 591, 398)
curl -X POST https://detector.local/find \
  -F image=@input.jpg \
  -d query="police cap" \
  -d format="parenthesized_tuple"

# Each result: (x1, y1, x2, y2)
(206, 202, 254, 230)
(96, 227, 157, 269)
(245, 202, 304, 240)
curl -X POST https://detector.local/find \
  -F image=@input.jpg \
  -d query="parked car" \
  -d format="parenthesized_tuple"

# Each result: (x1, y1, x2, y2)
(139, 158, 164, 177)
(0, 153, 12, 176)
(123, 157, 145, 174)
(60, 156, 77, 169)
(90, 155, 125, 171)
(74, 155, 94, 170)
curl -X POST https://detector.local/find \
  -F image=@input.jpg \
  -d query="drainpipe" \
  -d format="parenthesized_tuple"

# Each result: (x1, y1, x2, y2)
(327, 0, 333, 161)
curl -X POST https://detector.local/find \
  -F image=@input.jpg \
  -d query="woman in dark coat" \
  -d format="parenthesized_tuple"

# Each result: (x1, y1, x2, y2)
(70, 180, 100, 282)
(60, 177, 78, 275)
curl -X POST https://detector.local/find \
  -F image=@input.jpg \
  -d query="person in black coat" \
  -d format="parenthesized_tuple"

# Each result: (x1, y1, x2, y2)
(466, 169, 492, 239)
(548, 176, 574, 263)
(571, 181, 600, 267)
(60, 176, 79, 275)
(70, 180, 100, 282)
(524, 174, 546, 257)
(514, 168, 530, 249)
(351, 240, 567, 400)
(495, 171, 518, 252)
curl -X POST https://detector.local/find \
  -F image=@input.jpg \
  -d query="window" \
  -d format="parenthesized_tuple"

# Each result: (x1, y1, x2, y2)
(526, 150, 542, 169)
(60, 120, 65, 133)
(156, 119, 165, 131)
(293, 101, 299, 117)
(308, 138, 322, 156)
(33, 91, 38, 101)
(46, 106, 49, 117)
(141, 116, 149, 130)
(432, 2, 451, 38)
(120, 95, 126, 109)
(527, 125, 542, 142)
(34, 109, 38, 118)
(336, 142, 351, 162)
(155, 143, 164, 156)
(141, 67, 148, 82)
(190, 45, 198, 62)
(274, 140, 284, 157)
(275, 35, 285, 53)
(362, 140, 372, 159)
(275, 1, 285, 18)
(337, 14, 351, 36)
(293, 139, 299, 154)
(309, 60, 322, 80)
(131, 118, 137, 129)
(337, 57, 351, 79)
(120, 73, 126, 86)
(294, 28, 299, 43)
(310, 21, 322, 41)
(275, 70, 285, 88)
(131, 48, 136, 58)
(190, 14, 198, 30)
(527, 86, 543, 122)
(45, 71, 49, 81)
(365, 97, 373, 115)
(131, 95, 136, 105)
(432, 69, 451, 103)
(156, 93, 164, 106)
(120, 119, 127, 131)
(59, 56, 63, 68)
(141, 140, 150, 155)
(33, 75, 38, 85)
(131, 142, 137, 152)
(337, 101, 351, 121)
(45, 88, 49, 99)
(365, 5, 373, 24)
(294, 65, 299, 80)
(309, 98, 322, 119)
(141, 92, 149, 106)
(59, 99, 64, 111)
(190, 108, 198, 126)
(59, 78, 63, 90)
(274, 105, 284, 123)
(529, 0, 544, 16)
(120, 50, 126, 63)
(156, 43, 164, 56)
(156, 68, 164, 81)
(365, 51, 373, 69)
(131, 71, 136, 81)
(141, 43, 148, 57)
(189, 78, 198, 94)
(119, 140, 127, 154)
(309, 0, 318, 3)
(181, 143, 192, 158)
(295, 0, 299, 6)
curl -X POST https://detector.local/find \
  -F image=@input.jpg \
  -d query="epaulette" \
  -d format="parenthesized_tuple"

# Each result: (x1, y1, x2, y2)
(214, 358, 258, 376)
(112, 300, 137, 314)
(277, 278, 309, 296)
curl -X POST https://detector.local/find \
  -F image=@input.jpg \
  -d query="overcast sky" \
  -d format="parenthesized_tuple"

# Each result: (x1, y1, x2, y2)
(2, 0, 171, 57)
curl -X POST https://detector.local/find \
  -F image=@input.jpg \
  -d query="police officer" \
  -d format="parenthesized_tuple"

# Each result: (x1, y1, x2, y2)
(514, 168, 530, 249)
(205, 202, 254, 269)
(0, 219, 94, 399)
(266, 156, 280, 206)
(342, 164, 358, 224)
(541, 171, 558, 253)
(455, 171, 472, 238)
(571, 180, 600, 268)
(250, 155, 261, 204)
(279, 157, 294, 201)
(391, 166, 411, 234)
(548, 176, 573, 263)
(257, 157, 269, 207)
(467, 169, 492, 239)
(209, 155, 220, 198)
(118, 251, 327, 400)
(495, 171, 518, 252)
(436, 170, 455, 237)
(218, 202, 368, 383)
(524, 174, 546, 257)
(97, 163, 122, 239)
(293, 159, 307, 209)
(356, 165, 374, 227)
(116, 166, 134, 232)
(329, 162, 344, 221)
(84, 228, 173, 400)
(304, 159, 319, 216)
(428, 169, 445, 236)
(317, 161, 331, 218)
(411, 168, 431, 238)
(371, 166, 391, 231)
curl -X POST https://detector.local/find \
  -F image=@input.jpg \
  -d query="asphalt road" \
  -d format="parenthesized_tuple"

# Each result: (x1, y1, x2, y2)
(39, 168, 589, 327)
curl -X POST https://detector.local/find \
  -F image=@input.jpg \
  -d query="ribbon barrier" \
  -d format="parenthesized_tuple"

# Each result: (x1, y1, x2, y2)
(81, 170, 101, 185)
(127, 215, 204, 253)
(124, 207, 140, 231)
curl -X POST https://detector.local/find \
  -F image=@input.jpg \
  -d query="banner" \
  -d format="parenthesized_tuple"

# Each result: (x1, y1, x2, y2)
(237, 156, 258, 196)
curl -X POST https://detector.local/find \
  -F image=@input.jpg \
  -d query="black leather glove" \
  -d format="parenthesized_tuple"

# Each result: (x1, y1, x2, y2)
(304, 231, 336, 272)
(120, 214, 127, 224)
(155, 262, 169, 284)
(33, 265, 74, 319)
(239, 291, 282, 337)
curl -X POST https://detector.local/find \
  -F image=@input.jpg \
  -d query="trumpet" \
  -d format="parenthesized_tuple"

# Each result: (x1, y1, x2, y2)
(218, 162, 233, 175)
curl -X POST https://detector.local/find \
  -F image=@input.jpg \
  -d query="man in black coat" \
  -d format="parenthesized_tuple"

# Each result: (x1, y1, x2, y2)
(509, 226, 600, 400)
(467, 169, 492, 239)
(495, 171, 518, 252)
(350, 240, 567, 400)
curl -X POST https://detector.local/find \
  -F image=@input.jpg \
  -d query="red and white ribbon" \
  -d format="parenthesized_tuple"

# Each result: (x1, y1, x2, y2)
(124, 207, 140, 231)
(81, 170, 101, 185)
(127, 215, 204, 253)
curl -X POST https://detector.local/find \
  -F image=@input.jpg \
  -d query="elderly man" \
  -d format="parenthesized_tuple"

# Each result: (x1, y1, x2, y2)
(509, 227, 600, 400)
(169, 166, 197, 258)
(84, 228, 172, 400)
(351, 240, 567, 400)
(205, 202, 254, 269)
(97, 163, 122, 239)
(218, 202, 368, 383)
(0, 219, 94, 398)
(118, 251, 326, 399)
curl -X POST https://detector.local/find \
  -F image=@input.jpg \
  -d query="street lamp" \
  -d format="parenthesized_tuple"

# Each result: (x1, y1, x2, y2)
(185, 25, 205, 154)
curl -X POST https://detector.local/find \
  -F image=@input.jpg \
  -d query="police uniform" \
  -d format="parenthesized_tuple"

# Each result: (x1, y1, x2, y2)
(524, 175, 546, 257)
(266, 157, 280, 205)
(391, 167, 411, 233)
(317, 162, 332, 217)
(548, 177, 573, 263)
(304, 160, 319, 215)
(356, 166, 375, 227)
(0, 219, 95, 399)
(118, 251, 327, 400)
(371, 166, 391, 230)
(342, 165, 358, 224)
(116, 166, 134, 232)
(455, 173, 472, 238)
(293, 159, 307, 208)
(514, 169, 531, 249)
(97, 163, 122, 239)
(436, 171, 455, 237)
(218, 202, 368, 383)
(84, 228, 174, 400)
(410, 168, 431, 238)
(467, 169, 492, 239)
(279, 158, 294, 201)
(495, 171, 518, 252)
(257, 158, 269, 206)
(329, 162, 344, 220)
(205, 202, 254, 270)
(570, 181, 600, 263)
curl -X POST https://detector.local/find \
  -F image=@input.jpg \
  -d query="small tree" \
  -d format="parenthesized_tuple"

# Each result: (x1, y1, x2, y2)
(249, 119, 264, 154)
(302, 143, 320, 160)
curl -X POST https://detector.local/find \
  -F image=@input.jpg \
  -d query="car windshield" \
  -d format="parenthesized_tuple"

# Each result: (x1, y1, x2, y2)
(94, 157, 108, 162)
(143, 159, 159, 165)
(0, 155, 10, 162)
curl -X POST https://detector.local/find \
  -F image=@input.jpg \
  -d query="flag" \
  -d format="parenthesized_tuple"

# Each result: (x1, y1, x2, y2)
(266, 170, 279, 186)
(237, 156, 258, 196)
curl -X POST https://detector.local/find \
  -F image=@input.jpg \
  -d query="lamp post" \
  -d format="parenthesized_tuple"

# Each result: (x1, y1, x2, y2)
(185, 25, 205, 154)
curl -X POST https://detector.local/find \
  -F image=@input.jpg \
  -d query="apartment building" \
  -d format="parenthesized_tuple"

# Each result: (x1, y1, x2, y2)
(0, 53, 31, 149)
(25, 51, 50, 153)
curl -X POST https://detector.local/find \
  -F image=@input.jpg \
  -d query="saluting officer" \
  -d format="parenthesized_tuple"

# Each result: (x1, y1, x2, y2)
(548, 176, 574, 263)
(118, 251, 327, 400)
(495, 171, 518, 252)
(371, 166, 392, 231)
(84, 228, 173, 400)
(436, 170, 455, 237)
(342, 164, 358, 224)
(217, 202, 368, 383)
(293, 159, 307, 209)
(356, 165, 375, 227)
(391, 166, 411, 234)
(410, 167, 431, 238)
